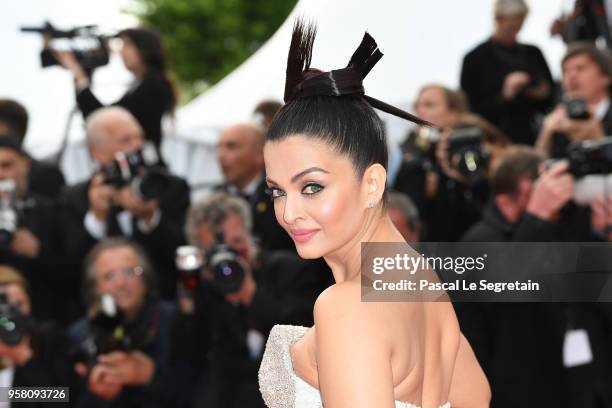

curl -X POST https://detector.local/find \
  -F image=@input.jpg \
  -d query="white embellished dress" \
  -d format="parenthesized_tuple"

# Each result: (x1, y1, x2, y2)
(259, 324, 451, 408)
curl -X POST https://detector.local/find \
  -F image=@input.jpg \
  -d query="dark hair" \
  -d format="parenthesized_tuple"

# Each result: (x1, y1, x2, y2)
(266, 20, 390, 178)
(119, 27, 178, 112)
(268, 95, 387, 177)
(0, 99, 28, 142)
(562, 42, 612, 95)
(490, 145, 543, 196)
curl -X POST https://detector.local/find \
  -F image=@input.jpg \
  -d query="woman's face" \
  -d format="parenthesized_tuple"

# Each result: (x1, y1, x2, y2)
(119, 36, 145, 74)
(415, 87, 455, 128)
(263, 135, 369, 259)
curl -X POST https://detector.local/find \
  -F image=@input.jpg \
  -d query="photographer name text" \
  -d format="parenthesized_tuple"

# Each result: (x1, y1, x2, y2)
(372, 279, 540, 293)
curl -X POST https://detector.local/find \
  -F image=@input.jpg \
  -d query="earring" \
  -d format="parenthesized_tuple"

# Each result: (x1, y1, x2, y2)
(368, 199, 376, 208)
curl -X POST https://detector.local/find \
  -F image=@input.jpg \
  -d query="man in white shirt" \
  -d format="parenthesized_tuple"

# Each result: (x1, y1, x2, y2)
(60, 107, 190, 303)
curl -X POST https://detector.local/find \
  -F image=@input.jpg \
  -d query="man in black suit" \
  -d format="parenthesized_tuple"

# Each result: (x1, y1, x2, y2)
(0, 134, 71, 323)
(459, 146, 612, 407)
(0, 99, 65, 199)
(184, 192, 327, 408)
(60, 107, 189, 302)
(216, 122, 294, 251)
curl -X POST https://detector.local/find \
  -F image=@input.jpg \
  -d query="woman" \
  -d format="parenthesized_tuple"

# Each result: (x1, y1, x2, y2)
(57, 27, 176, 151)
(258, 20, 490, 408)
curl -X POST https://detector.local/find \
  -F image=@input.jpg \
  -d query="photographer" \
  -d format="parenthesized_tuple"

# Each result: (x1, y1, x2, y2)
(0, 134, 71, 323)
(536, 42, 612, 158)
(393, 85, 468, 213)
(458, 146, 612, 408)
(60, 107, 189, 302)
(0, 99, 65, 199)
(423, 113, 509, 241)
(68, 239, 192, 408)
(184, 192, 327, 408)
(460, 0, 555, 144)
(55, 27, 176, 152)
(0, 265, 77, 407)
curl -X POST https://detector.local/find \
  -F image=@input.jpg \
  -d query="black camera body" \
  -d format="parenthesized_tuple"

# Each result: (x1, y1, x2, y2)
(0, 181, 19, 251)
(71, 295, 153, 367)
(564, 96, 591, 120)
(175, 233, 246, 296)
(567, 136, 612, 177)
(21, 22, 110, 73)
(100, 145, 170, 200)
(447, 127, 490, 182)
(0, 293, 31, 346)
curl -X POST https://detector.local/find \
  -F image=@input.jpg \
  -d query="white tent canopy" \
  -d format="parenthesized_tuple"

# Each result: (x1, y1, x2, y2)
(163, 0, 567, 200)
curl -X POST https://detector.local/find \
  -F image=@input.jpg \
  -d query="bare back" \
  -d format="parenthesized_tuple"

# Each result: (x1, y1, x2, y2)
(291, 283, 489, 407)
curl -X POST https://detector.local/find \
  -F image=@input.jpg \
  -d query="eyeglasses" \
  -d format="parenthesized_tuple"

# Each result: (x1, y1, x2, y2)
(100, 266, 144, 283)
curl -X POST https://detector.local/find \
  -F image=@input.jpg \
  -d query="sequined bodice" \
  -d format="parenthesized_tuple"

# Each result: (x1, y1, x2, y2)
(258, 324, 451, 408)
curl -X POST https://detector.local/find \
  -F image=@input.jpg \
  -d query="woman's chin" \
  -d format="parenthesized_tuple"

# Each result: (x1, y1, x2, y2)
(294, 244, 325, 260)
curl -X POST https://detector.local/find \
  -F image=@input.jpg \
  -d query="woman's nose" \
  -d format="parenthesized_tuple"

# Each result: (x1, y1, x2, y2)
(281, 192, 306, 226)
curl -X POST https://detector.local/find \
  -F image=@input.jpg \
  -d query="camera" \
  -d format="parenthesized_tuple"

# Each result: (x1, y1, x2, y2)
(20, 21, 110, 73)
(563, 96, 590, 120)
(0, 293, 31, 346)
(70, 295, 153, 367)
(447, 127, 490, 182)
(100, 144, 170, 200)
(175, 232, 246, 296)
(567, 136, 612, 177)
(0, 181, 18, 251)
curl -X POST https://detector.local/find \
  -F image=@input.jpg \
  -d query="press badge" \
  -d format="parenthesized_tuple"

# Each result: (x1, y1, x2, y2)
(563, 329, 593, 368)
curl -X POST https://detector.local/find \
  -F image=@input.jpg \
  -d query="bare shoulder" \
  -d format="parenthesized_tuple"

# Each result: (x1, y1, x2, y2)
(314, 282, 383, 329)
(313, 282, 397, 406)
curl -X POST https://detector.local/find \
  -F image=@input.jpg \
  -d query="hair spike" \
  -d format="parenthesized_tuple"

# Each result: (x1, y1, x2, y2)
(284, 18, 317, 102)
(348, 32, 383, 78)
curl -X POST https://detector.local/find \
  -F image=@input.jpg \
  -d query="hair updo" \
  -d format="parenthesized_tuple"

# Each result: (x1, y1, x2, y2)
(267, 95, 387, 177)
(265, 20, 390, 178)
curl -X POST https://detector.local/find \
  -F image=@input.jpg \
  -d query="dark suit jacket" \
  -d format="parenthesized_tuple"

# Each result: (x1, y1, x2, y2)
(10, 323, 79, 408)
(76, 73, 173, 150)
(0, 193, 72, 324)
(194, 250, 328, 408)
(28, 159, 65, 200)
(459, 200, 612, 408)
(59, 173, 190, 303)
(68, 299, 192, 408)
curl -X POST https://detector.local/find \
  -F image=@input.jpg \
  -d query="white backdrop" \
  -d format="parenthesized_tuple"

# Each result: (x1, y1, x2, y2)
(0, 0, 572, 195)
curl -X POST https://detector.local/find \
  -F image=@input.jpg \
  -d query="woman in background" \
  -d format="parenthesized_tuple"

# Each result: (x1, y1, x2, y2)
(57, 27, 176, 152)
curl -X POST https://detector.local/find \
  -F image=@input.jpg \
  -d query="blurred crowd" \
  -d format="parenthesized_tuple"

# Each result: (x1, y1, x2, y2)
(1, 0, 612, 407)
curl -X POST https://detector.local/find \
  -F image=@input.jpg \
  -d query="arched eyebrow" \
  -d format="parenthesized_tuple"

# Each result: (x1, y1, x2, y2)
(266, 167, 329, 185)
